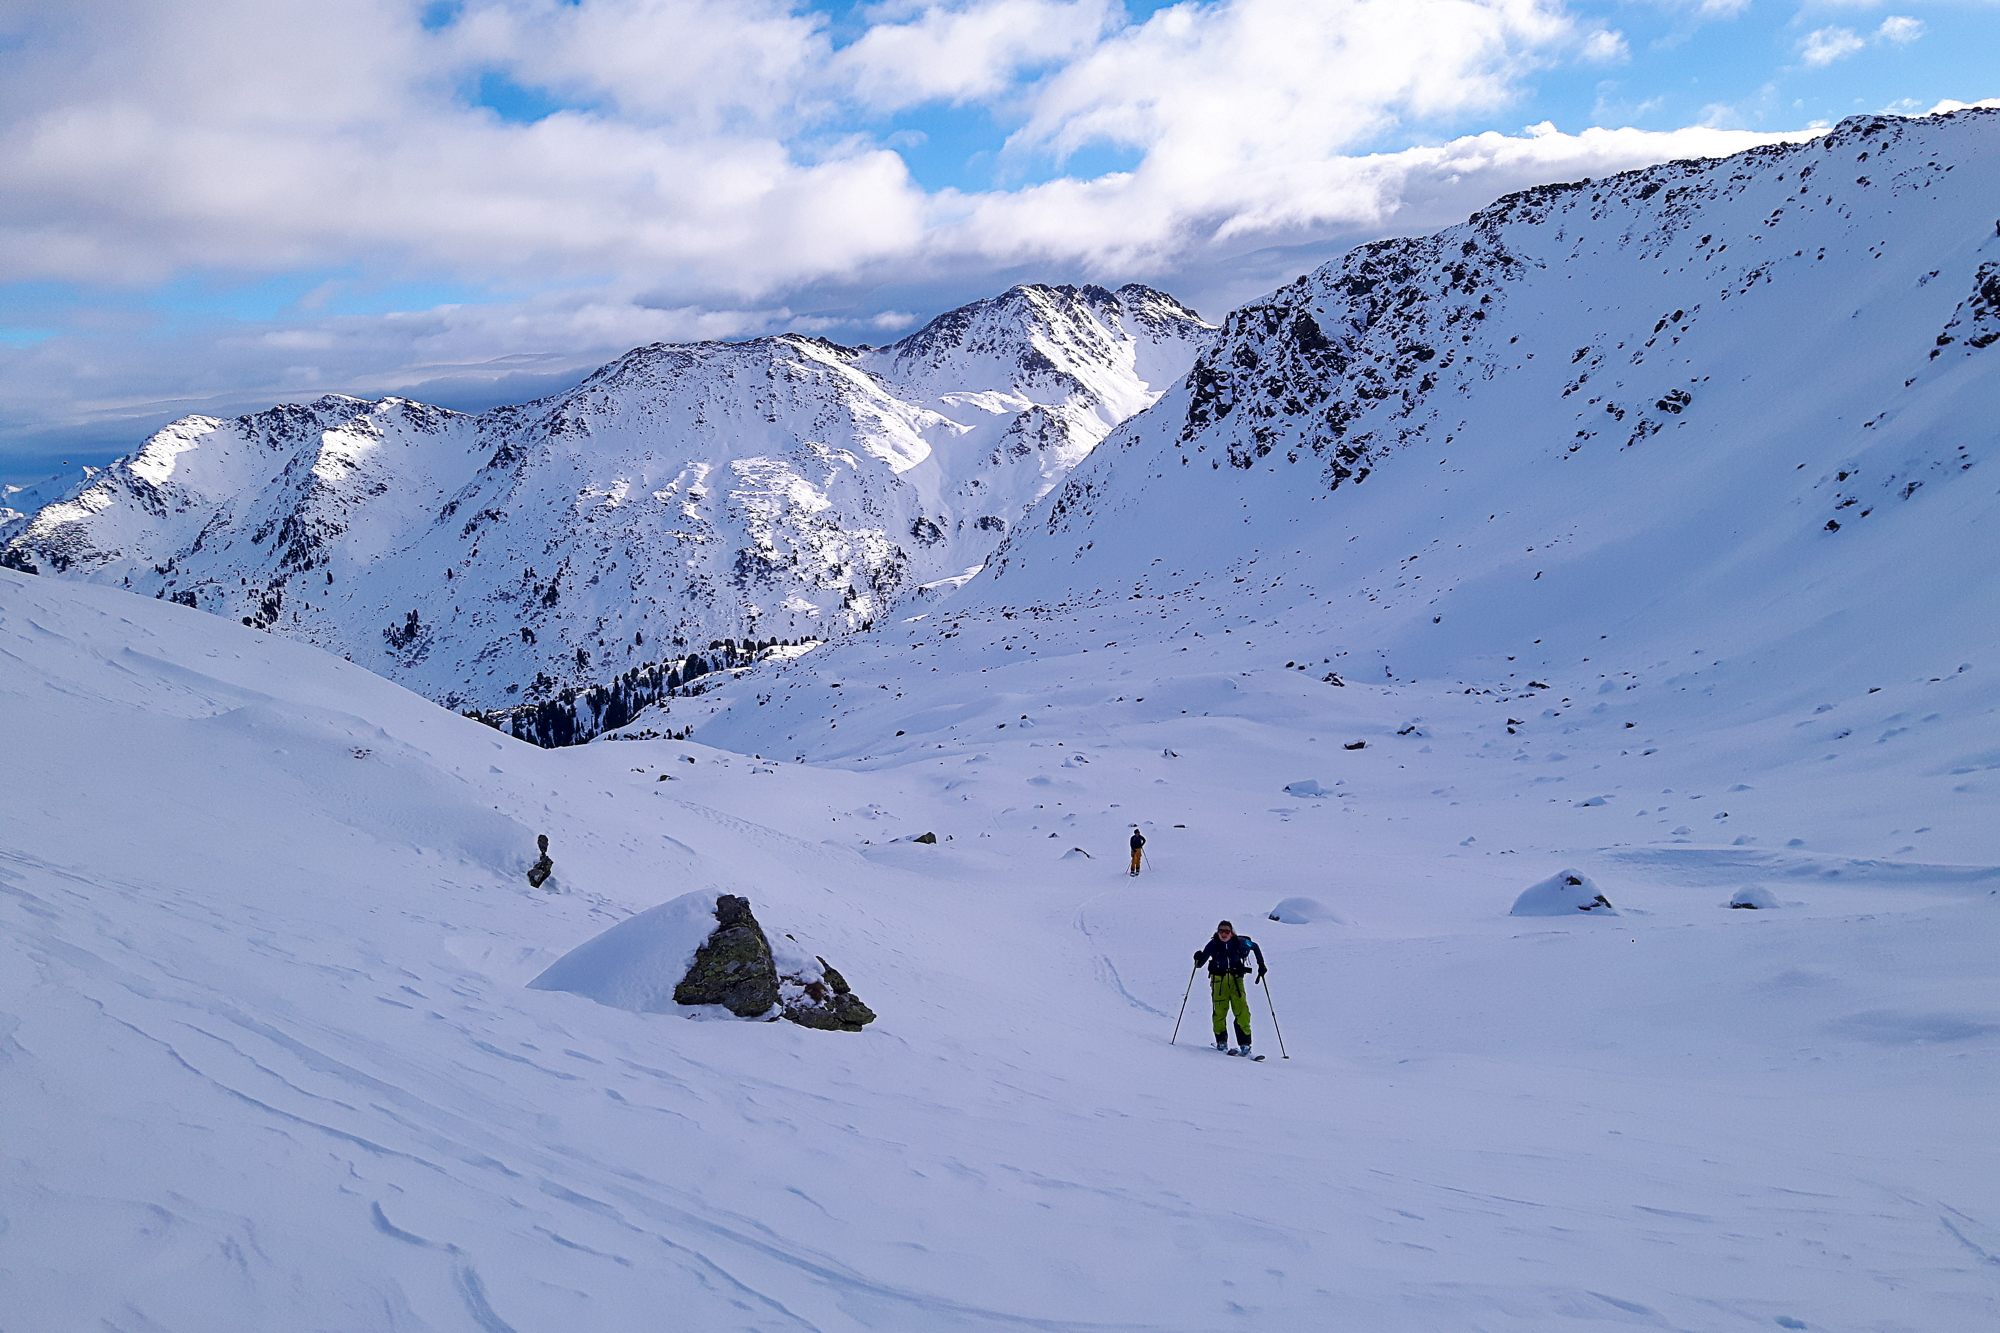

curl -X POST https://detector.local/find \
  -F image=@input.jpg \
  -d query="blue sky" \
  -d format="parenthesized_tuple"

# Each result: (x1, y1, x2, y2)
(1, 0, 1995, 487)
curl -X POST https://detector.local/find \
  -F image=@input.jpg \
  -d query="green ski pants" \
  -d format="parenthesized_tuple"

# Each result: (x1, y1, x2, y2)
(1210, 973, 1252, 1042)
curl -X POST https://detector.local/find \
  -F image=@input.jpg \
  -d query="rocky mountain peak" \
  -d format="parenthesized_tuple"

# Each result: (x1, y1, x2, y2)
(2, 280, 1216, 715)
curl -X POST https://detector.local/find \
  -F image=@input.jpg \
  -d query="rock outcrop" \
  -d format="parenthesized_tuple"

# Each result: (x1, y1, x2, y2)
(526, 833, 555, 889)
(672, 894, 781, 1017)
(780, 957, 877, 1032)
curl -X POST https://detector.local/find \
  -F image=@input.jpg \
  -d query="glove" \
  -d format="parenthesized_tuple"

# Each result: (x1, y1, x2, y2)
(1193, 951, 1205, 963)
(1257, 968, 1268, 983)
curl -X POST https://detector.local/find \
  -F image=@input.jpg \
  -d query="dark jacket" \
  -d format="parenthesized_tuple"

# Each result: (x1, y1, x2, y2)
(1130, 831, 1146, 850)
(1195, 934, 1265, 977)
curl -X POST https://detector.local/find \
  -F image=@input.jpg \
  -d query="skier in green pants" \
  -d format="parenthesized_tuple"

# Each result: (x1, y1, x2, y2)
(1193, 920, 1266, 1056)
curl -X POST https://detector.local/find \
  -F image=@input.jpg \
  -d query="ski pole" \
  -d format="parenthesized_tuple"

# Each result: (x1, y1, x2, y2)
(1169, 964, 1199, 1044)
(1258, 972, 1290, 1059)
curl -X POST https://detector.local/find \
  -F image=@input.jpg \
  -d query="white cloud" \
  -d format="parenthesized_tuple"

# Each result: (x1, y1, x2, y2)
(1633, 0, 1750, 16)
(1875, 15, 1924, 45)
(1581, 29, 1631, 64)
(953, 119, 1812, 277)
(0, 115, 1818, 460)
(836, 0, 1117, 111)
(0, 0, 1619, 298)
(1009, 0, 1575, 171)
(0, 0, 1827, 464)
(1796, 12, 1927, 67)
(1799, 26, 1867, 66)
(446, 0, 831, 127)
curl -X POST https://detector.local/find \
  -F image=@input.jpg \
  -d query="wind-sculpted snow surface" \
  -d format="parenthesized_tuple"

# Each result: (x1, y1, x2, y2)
(6, 556, 1999, 1331)
(0, 283, 1213, 710)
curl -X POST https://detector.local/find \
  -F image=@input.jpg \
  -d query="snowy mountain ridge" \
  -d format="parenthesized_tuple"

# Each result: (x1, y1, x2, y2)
(981, 106, 2000, 652)
(623, 107, 2000, 835)
(0, 282, 1214, 710)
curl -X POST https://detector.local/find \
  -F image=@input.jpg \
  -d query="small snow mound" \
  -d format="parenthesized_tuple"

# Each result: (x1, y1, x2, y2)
(1728, 884, 1780, 910)
(528, 891, 721, 1013)
(1060, 846, 1092, 860)
(1574, 795, 1610, 808)
(1282, 779, 1328, 797)
(1510, 869, 1618, 916)
(1268, 896, 1342, 924)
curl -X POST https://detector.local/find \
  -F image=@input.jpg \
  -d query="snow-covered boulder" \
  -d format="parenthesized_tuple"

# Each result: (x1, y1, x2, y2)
(1509, 870, 1618, 916)
(530, 892, 874, 1030)
(1728, 885, 1780, 910)
(1060, 846, 1093, 860)
(527, 890, 720, 1012)
(1282, 780, 1328, 797)
(671, 894, 785, 1016)
(778, 953, 876, 1032)
(1267, 896, 1343, 924)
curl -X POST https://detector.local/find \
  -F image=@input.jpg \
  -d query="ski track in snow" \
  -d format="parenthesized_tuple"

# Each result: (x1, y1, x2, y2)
(1074, 892, 1171, 1019)
(6, 109, 2000, 1331)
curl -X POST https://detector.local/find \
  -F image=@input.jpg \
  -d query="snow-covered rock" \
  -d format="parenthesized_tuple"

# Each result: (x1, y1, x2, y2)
(1, 284, 1213, 711)
(1728, 884, 1780, 909)
(1511, 870, 1618, 916)
(1267, 896, 1342, 924)
(1283, 779, 1329, 797)
(528, 889, 722, 1012)
(530, 890, 874, 1028)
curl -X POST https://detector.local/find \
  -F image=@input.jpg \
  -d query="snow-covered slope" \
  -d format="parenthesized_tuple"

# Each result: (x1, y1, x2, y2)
(7, 110, 2000, 1332)
(6, 530, 1998, 1330)
(0, 464, 102, 537)
(0, 283, 1213, 710)
(676, 109, 2000, 813)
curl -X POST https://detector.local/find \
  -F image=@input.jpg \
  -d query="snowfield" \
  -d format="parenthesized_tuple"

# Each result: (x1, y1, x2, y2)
(5, 108, 2000, 1332)
(4, 562, 1996, 1330)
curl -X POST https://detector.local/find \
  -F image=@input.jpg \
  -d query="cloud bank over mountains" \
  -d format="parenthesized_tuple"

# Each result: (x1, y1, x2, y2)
(0, 0, 1987, 471)
(0, 0, 1744, 291)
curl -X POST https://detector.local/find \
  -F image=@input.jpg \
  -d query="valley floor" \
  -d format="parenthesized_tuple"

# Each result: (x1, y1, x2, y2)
(3, 568, 1997, 1332)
